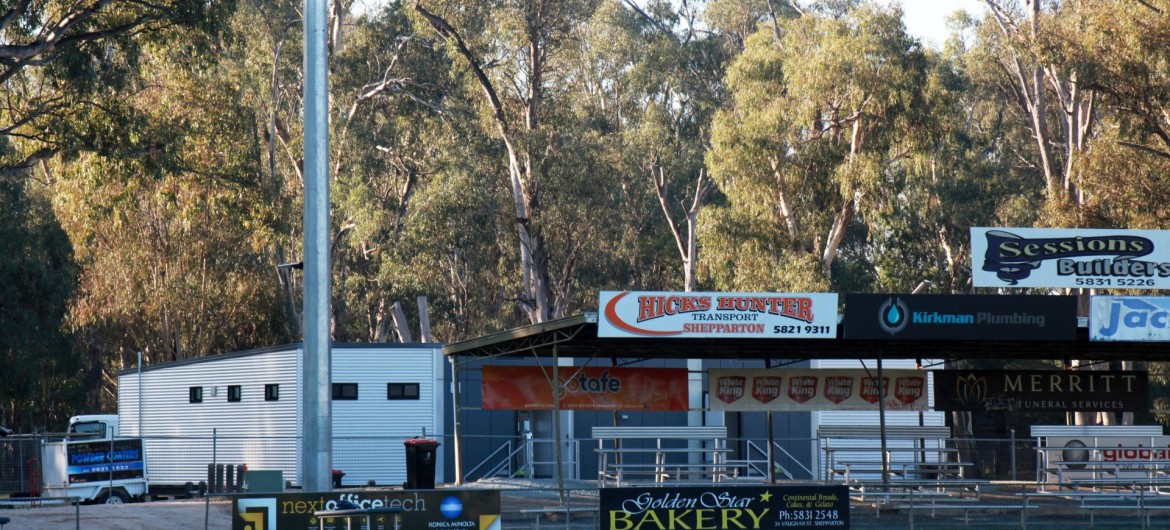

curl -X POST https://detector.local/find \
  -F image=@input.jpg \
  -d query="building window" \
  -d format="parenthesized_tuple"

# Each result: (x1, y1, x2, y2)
(227, 385, 242, 402)
(265, 384, 279, 401)
(332, 383, 358, 400)
(189, 387, 203, 403)
(387, 383, 420, 400)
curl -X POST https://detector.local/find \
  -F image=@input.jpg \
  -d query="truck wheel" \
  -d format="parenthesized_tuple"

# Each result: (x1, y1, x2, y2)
(100, 489, 130, 504)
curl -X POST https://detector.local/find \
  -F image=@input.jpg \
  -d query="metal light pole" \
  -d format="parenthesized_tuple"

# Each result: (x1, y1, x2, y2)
(302, 0, 332, 492)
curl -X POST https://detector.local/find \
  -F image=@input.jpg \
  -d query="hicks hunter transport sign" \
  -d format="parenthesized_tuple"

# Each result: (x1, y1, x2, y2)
(971, 227, 1170, 289)
(600, 485, 849, 530)
(599, 291, 839, 339)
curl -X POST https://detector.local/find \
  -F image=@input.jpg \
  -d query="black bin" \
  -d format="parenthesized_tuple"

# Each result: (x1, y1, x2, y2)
(403, 438, 440, 489)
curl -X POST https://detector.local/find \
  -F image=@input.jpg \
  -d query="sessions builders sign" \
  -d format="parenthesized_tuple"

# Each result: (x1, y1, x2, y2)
(972, 227, 1170, 289)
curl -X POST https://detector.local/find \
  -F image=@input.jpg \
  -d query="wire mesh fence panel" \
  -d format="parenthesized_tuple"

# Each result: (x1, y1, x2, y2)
(143, 435, 300, 491)
(333, 436, 405, 487)
(0, 437, 42, 494)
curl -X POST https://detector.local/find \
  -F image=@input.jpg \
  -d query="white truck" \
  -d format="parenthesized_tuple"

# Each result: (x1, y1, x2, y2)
(38, 414, 149, 504)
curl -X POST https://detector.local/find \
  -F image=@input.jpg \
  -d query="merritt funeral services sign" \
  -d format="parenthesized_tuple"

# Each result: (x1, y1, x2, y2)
(972, 227, 1170, 289)
(934, 369, 1148, 412)
(599, 291, 838, 339)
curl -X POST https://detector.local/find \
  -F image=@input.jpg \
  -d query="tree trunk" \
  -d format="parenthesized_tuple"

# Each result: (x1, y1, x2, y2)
(415, 2, 556, 323)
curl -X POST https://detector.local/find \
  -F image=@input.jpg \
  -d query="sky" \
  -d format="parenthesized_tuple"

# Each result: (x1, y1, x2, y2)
(352, 0, 990, 50)
(892, 0, 988, 48)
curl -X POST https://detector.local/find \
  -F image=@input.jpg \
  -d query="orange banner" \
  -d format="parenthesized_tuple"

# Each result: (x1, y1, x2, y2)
(482, 366, 689, 411)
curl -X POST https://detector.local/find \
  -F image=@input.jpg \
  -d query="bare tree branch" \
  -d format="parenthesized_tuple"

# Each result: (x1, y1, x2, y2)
(1118, 141, 1170, 160)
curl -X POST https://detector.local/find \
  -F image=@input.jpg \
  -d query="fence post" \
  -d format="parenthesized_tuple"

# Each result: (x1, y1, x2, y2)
(206, 428, 215, 530)
(1140, 487, 1147, 530)
(1010, 429, 1017, 481)
(1020, 491, 1027, 530)
(908, 486, 915, 530)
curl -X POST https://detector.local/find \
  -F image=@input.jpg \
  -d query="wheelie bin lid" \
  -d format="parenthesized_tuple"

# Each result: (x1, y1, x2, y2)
(404, 437, 440, 446)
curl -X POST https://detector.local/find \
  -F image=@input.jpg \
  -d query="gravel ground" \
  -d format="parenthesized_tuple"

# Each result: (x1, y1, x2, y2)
(0, 479, 1115, 530)
(0, 497, 234, 530)
(0, 478, 597, 530)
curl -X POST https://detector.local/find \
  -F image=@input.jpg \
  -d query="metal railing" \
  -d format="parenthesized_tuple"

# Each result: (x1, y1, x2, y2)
(0, 433, 1049, 495)
(463, 439, 519, 481)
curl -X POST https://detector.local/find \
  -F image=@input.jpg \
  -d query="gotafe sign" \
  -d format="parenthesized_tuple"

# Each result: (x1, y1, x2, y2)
(844, 294, 1076, 341)
(599, 291, 838, 338)
(972, 227, 1170, 288)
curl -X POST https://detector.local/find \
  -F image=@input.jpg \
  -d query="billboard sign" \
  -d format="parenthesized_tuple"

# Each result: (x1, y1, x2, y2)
(971, 227, 1170, 288)
(709, 368, 927, 412)
(598, 291, 838, 338)
(65, 438, 145, 483)
(600, 485, 849, 529)
(482, 366, 689, 411)
(1091, 296, 1170, 341)
(1045, 436, 1170, 482)
(233, 489, 501, 530)
(933, 370, 1148, 412)
(844, 294, 1076, 341)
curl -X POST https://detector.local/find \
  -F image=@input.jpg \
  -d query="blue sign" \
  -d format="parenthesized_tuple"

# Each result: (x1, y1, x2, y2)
(1091, 296, 1170, 341)
(65, 439, 145, 483)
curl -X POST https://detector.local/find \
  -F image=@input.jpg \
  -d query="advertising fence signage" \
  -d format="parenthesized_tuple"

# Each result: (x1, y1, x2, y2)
(1044, 435, 1170, 483)
(233, 489, 501, 530)
(599, 291, 839, 338)
(66, 438, 145, 483)
(708, 368, 928, 412)
(972, 227, 1170, 289)
(933, 370, 1148, 412)
(1091, 296, 1170, 341)
(843, 294, 1076, 341)
(481, 366, 689, 411)
(600, 485, 849, 530)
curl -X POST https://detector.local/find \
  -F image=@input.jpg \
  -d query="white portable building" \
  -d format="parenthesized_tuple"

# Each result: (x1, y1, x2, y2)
(117, 343, 445, 488)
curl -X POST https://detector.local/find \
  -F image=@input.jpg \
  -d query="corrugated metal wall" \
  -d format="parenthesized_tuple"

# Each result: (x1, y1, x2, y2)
(332, 346, 442, 487)
(119, 346, 301, 487)
(117, 344, 442, 489)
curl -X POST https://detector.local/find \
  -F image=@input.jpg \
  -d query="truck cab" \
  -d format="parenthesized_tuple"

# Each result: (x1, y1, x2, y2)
(67, 415, 120, 439)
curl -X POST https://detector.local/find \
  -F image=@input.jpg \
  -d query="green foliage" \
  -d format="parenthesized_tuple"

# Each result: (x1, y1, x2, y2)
(704, 3, 936, 291)
(5, 0, 1170, 426)
(0, 180, 81, 430)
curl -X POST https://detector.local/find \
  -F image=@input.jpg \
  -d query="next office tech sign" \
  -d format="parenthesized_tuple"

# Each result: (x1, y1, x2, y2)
(845, 294, 1077, 341)
(972, 227, 1170, 289)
